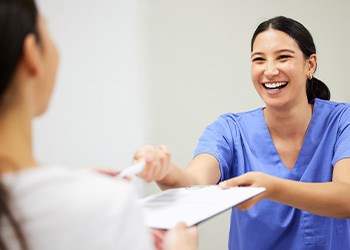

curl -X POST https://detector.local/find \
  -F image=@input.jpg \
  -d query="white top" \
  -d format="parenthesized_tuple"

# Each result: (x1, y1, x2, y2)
(2, 165, 153, 250)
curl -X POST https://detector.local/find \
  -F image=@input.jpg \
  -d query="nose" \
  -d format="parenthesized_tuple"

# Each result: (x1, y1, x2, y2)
(264, 61, 279, 78)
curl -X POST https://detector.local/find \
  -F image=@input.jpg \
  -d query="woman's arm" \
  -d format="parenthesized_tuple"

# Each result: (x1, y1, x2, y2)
(134, 145, 221, 190)
(220, 158, 350, 218)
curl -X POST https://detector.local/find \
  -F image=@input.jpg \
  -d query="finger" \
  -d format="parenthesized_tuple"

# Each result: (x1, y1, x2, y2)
(174, 222, 187, 229)
(133, 144, 155, 162)
(220, 174, 252, 189)
(219, 177, 241, 189)
(187, 226, 199, 242)
(152, 229, 167, 239)
(151, 229, 166, 250)
(155, 146, 168, 179)
(157, 145, 171, 178)
(137, 153, 157, 182)
(173, 222, 198, 235)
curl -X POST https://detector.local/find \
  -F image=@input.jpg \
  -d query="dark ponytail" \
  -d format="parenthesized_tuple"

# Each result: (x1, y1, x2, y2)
(306, 77, 330, 102)
(0, 0, 40, 249)
(251, 16, 331, 102)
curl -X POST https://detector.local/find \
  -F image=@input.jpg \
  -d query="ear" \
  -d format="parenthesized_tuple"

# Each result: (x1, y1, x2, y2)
(306, 54, 317, 78)
(20, 33, 43, 78)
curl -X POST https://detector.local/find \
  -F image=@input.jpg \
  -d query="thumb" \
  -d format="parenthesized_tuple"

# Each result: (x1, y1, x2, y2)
(219, 175, 247, 189)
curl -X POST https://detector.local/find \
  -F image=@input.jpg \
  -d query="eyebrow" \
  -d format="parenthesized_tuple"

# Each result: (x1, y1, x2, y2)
(251, 49, 295, 58)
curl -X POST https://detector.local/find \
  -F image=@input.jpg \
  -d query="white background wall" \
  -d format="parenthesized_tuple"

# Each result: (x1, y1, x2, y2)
(34, 0, 150, 170)
(34, 1, 349, 250)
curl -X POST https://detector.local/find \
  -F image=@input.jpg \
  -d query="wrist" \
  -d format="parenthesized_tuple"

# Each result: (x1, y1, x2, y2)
(156, 163, 178, 189)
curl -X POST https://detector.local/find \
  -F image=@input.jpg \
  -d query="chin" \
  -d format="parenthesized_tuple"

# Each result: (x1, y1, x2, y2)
(263, 97, 289, 110)
(34, 104, 50, 117)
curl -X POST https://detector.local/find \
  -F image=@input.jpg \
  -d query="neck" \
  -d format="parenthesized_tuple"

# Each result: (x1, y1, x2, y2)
(263, 101, 313, 139)
(0, 106, 37, 174)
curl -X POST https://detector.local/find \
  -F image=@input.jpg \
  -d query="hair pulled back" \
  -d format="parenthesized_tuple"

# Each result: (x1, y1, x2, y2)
(251, 16, 330, 102)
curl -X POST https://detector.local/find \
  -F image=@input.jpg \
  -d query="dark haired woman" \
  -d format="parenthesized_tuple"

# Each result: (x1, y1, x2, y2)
(0, 0, 198, 249)
(134, 16, 350, 249)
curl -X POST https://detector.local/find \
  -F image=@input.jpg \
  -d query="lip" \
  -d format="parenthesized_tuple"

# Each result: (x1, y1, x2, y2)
(262, 81, 288, 89)
(261, 81, 288, 95)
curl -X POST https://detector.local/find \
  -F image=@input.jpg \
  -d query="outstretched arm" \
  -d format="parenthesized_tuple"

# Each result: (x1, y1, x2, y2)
(220, 158, 350, 218)
(134, 145, 221, 190)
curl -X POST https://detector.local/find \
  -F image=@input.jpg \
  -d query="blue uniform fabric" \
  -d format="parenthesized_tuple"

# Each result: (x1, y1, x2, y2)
(194, 99, 350, 250)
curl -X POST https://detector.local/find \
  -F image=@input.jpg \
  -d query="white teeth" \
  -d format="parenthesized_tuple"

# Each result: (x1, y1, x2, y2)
(264, 82, 287, 89)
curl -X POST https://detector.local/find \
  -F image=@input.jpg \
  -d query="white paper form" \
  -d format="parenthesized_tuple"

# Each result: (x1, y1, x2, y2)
(138, 185, 265, 229)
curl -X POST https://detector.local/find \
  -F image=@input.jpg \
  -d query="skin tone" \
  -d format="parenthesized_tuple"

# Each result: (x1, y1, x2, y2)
(0, 15, 59, 173)
(134, 28, 350, 218)
(0, 13, 197, 250)
(250, 28, 315, 170)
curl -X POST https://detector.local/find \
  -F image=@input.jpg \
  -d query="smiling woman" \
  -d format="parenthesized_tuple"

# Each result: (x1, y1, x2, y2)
(133, 16, 350, 250)
(251, 16, 330, 109)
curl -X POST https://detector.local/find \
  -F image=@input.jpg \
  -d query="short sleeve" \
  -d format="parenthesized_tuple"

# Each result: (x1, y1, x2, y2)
(332, 106, 350, 165)
(193, 114, 238, 181)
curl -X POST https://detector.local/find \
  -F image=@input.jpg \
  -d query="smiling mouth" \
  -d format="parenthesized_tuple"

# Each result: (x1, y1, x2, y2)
(263, 82, 288, 90)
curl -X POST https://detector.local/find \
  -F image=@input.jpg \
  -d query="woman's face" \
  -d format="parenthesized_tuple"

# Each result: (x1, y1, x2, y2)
(251, 28, 315, 110)
(34, 15, 59, 116)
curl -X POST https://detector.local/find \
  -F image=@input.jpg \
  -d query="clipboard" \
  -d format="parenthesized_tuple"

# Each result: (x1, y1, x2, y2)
(138, 185, 265, 229)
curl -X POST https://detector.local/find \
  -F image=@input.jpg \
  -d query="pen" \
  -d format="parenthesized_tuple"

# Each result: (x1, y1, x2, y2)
(119, 161, 145, 178)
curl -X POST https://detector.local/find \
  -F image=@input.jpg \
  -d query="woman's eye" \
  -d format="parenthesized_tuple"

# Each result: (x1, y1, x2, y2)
(278, 55, 291, 60)
(252, 57, 264, 62)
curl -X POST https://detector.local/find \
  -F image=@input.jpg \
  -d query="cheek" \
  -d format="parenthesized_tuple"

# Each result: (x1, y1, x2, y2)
(281, 61, 302, 76)
(251, 65, 261, 84)
(47, 41, 59, 87)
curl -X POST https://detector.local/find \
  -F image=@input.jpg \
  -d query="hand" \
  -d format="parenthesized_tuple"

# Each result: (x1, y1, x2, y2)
(151, 229, 167, 250)
(219, 171, 278, 210)
(83, 167, 131, 181)
(133, 144, 173, 182)
(91, 168, 120, 177)
(163, 223, 198, 250)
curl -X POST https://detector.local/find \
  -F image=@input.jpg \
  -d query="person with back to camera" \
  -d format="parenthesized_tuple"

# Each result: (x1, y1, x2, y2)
(0, 0, 198, 249)
(134, 16, 350, 249)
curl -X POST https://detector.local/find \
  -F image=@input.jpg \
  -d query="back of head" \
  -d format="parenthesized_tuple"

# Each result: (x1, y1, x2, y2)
(0, 2, 38, 249)
(0, 0, 39, 100)
(251, 16, 330, 102)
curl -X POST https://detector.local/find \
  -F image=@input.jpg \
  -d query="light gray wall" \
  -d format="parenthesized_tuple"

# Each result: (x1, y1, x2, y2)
(143, 1, 350, 249)
(34, 0, 150, 171)
(33, 1, 349, 250)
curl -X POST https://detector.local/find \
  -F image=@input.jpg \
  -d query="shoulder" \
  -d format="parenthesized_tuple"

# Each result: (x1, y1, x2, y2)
(209, 108, 263, 134)
(3, 165, 151, 249)
(314, 98, 350, 122)
(314, 98, 350, 110)
(4, 165, 139, 219)
(214, 108, 263, 126)
(198, 108, 263, 143)
(5, 165, 136, 201)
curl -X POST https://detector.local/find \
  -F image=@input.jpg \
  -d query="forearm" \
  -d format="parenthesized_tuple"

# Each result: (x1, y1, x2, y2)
(156, 154, 221, 190)
(156, 163, 199, 190)
(271, 178, 350, 218)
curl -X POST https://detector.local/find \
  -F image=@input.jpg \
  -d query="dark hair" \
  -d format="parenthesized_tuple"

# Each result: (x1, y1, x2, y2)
(251, 16, 330, 102)
(0, 0, 40, 97)
(0, 0, 40, 249)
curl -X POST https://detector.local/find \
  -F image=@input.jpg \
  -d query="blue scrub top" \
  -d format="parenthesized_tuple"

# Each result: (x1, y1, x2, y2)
(194, 99, 350, 250)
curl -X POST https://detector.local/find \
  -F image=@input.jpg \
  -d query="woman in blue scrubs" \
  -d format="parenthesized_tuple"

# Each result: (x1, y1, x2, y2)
(135, 16, 350, 249)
